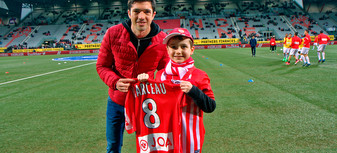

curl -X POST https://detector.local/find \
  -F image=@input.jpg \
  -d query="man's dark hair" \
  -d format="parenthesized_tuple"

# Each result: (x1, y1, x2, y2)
(295, 32, 298, 36)
(320, 30, 323, 34)
(128, 0, 156, 12)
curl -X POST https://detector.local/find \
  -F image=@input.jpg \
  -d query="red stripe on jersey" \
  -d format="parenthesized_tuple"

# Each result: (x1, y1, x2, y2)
(189, 103, 195, 153)
(182, 100, 204, 153)
(196, 107, 201, 151)
(182, 106, 187, 153)
(193, 103, 198, 151)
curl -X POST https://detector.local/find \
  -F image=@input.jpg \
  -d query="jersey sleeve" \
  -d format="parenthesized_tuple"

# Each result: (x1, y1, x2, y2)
(187, 70, 216, 113)
(198, 73, 215, 100)
(125, 88, 136, 134)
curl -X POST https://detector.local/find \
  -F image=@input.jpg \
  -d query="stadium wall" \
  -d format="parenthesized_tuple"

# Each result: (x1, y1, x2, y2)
(1, 41, 337, 57)
(0, 50, 99, 57)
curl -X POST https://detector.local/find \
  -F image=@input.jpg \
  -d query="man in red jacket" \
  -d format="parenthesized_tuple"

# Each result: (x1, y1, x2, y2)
(96, 0, 169, 152)
(286, 32, 301, 65)
(316, 30, 330, 63)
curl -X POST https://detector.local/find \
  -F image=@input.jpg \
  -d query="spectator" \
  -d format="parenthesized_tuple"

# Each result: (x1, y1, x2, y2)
(270, 36, 276, 52)
(250, 35, 257, 57)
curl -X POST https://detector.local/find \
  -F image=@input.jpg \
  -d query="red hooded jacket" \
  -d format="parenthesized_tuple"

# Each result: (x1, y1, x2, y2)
(96, 23, 169, 106)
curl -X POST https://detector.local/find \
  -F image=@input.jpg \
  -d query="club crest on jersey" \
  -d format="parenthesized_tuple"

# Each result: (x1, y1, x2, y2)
(133, 82, 167, 97)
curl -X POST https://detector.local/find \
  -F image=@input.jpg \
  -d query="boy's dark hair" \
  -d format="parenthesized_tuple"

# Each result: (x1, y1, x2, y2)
(320, 30, 323, 34)
(168, 36, 194, 47)
(295, 32, 298, 36)
(305, 29, 309, 33)
(128, 0, 156, 12)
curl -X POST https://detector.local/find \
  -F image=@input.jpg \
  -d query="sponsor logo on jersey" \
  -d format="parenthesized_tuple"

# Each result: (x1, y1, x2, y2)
(138, 133, 174, 153)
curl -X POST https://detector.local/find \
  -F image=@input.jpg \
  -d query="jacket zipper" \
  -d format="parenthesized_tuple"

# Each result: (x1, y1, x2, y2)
(134, 39, 140, 77)
(136, 39, 140, 55)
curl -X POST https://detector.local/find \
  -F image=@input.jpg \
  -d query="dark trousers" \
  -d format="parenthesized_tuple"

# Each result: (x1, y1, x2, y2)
(106, 97, 125, 153)
(271, 45, 276, 51)
(251, 47, 256, 56)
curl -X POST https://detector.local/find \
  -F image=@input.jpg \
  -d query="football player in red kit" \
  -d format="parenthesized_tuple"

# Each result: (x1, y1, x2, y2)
(286, 32, 302, 65)
(137, 28, 216, 153)
(315, 31, 330, 63)
(300, 30, 311, 66)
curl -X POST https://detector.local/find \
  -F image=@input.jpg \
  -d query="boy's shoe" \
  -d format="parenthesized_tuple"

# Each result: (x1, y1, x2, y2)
(318, 59, 321, 63)
(302, 63, 307, 67)
(322, 59, 325, 63)
(295, 60, 299, 65)
(282, 58, 286, 62)
(286, 62, 290, 65)
(306, 63, 311, 67)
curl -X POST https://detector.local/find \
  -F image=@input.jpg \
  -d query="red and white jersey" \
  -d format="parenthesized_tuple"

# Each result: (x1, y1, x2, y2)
(125, 80, 185, 153)
(303, 34, 311, 48)
(291, 36, 302, 49)
(270, 38, 276, 46)
(156, 67, 215, 153)
(317, 33, 330, 45)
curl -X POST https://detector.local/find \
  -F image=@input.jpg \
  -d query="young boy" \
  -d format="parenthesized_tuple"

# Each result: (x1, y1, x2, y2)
(137, 28, 216, 153)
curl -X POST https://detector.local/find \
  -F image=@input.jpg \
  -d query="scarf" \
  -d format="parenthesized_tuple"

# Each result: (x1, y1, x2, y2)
(161, 57, 194, 82)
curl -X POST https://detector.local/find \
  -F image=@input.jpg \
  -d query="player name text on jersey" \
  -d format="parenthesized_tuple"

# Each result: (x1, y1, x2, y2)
(133, 82, 167, 97)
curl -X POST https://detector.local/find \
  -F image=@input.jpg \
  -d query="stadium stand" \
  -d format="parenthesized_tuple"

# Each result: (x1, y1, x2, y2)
(185, 17, 238, 39)
(0, 0, 336, 49)
(310, 13, 337, 33)
(153, 19, 181, 31)
(101, 6, 123, 20)
(1, 26, 33, 48)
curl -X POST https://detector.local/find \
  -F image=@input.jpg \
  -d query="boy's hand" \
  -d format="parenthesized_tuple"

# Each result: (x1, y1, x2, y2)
(137, 73, 149, 82)
(116, 78, 135, 92)
(180, 81, 192, 93)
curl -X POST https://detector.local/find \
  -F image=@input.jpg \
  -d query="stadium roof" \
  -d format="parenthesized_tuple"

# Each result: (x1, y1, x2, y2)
(1, 0, 336, 18)
(5, 0, 337, 8)
(9, 0, 337, 3)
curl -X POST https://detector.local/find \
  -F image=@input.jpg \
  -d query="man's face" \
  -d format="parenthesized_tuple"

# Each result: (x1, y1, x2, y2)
(128, 1, 156, 35)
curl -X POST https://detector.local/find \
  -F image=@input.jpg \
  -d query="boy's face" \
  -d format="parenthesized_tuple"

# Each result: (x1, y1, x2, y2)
(167, 37, 194, 63)
(128, 1, 156, 36)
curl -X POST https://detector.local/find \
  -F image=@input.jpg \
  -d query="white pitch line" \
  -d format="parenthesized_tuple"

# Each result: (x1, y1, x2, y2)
(0, 62, 96, 86)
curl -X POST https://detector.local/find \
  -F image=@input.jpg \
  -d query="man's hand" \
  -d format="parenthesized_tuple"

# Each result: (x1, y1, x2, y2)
(180, 81, 193, 93)
(116, 78, 135, 92)
(137, 73, 149, 82)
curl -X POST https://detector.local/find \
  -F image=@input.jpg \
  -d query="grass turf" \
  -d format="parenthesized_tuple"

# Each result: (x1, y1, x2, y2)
(0, 46, 336, 152)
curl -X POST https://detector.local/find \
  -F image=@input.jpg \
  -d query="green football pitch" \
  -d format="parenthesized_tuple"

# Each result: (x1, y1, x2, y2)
(1, 46, 336, 152)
